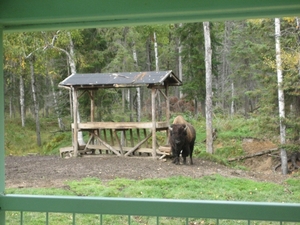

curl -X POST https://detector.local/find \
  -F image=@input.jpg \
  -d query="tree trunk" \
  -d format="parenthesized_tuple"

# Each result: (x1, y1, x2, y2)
(154, 32, 159, 71)
(203, 21, 214, 154)
(153, 32, 162, 120)
(19, 74, 25, 127)
(146, 37, 152, 71)
(67, 32, 76, 75)
(132, 42, 141, 122)
(275, 18, 288, 175)
(178, 23, 183, 99)
(231, 81, 235, 117)
(66, 31, 85, 147)
(49, 74, 64, 130)
(29, 59, 41, 146)
(221, 21, 232, 112)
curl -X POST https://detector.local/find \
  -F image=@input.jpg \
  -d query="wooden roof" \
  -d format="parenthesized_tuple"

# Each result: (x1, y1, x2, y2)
(59, 71, 181, 89)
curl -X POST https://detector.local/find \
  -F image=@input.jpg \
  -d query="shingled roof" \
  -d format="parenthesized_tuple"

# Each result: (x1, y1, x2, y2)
(59, 70, 181, 89)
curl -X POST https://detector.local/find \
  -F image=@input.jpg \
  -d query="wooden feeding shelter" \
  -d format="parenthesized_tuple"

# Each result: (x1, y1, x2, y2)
(58, 70, 182, 158)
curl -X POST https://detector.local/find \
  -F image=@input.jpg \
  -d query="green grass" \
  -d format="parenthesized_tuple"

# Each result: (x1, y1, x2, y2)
(5, 175, 300, 224)
(5, 115, 300, 224)
(6, 175, 300, 203)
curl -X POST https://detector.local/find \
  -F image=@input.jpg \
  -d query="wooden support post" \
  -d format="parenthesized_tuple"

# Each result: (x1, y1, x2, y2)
(90, 90, 94, 122)
(165, 84, 170, 144)
(151, 88, 157, 158)
(165, 84, 170, 124)
(72, 87, 78, 157)
(114, 130, 123, 156)
(130, 129, 134, 147)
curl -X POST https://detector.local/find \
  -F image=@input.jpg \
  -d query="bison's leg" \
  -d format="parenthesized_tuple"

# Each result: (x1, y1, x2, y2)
(171, 147, 180, 164)
(190, 155, 193, 165)
(189, 141, 195, 165)
(182, 148, 190, 165)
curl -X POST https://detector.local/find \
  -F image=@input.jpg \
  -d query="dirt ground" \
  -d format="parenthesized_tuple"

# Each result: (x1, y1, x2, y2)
(5, 139, 295, 189)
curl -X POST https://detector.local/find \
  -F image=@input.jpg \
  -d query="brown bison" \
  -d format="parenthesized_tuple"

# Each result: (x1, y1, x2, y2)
(169, 116, 196, 165)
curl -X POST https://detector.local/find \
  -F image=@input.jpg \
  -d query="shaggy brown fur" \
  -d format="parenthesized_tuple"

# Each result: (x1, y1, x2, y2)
(172, 115, 195, 142)
(169, 116, 196, 165)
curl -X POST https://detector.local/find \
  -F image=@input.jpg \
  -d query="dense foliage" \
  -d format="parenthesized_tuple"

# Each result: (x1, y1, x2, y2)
(3, 18, 300, 149)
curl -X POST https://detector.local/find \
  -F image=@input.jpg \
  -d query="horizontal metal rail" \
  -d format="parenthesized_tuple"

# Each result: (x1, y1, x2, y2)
(1, 194, 300, 222)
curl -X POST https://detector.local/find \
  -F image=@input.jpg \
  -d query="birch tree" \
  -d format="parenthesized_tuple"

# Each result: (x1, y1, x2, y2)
(275, 18, 288, 175)
(203, 21, 214, 154)
(44, 30, 86, 146)
(28, 57, 42, 146)
(132, 41, 141, 122)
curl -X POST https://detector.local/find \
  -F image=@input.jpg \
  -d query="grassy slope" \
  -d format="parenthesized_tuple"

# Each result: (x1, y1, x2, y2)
(5, 116, 300, 224)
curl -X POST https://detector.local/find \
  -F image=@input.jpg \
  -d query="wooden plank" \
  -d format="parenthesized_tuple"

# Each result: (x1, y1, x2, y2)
(72, 88, 78, 157)
(79, 144, 169, 156)
(113, 129, 123, 156)
(143, 129, 148, 148)
(94, 135, 121, 156)
(86, 144, 132, 151)
(124, 132, 152, 156)
(109, 129, 114, 146)
(130, 129, 134, 147)
(59, 146, 73, 158)
(151, 88, 156, 157)
(72, 121, 169, 130)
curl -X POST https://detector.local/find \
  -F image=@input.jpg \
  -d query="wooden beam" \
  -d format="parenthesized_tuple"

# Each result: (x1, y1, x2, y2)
(72, 87, 78, 157)
(124, 132, 152, 156)
(151, 88, 156, 158)
(90, 90, 94, 122)
(95, 135, 121, 156)
(72, 122, 168, 129)
(113, 129, 124, 156)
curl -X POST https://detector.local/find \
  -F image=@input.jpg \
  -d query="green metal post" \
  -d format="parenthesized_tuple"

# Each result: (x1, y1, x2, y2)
(0, 25, 5, 225)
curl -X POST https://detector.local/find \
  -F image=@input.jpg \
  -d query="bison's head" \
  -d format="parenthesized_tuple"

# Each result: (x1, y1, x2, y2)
(169, 124, 187, 146)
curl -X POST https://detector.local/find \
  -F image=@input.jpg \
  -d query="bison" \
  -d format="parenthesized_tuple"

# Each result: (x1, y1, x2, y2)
(169, 116, 196, 165)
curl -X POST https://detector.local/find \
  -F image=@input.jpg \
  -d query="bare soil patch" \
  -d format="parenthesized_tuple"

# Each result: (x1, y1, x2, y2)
(6, 139, 295, 189)
(5, 143, 289, 189)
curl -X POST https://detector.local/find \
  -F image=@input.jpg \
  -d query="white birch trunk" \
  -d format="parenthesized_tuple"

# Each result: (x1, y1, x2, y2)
(153, 32, 162, 119)
(67, 32, 76, 75)
(19, 75, 25, 127)
(49, 75, 64, 130)
(66, 31, 85, 146)
(275, 18, 288, 175)
(203, 21, 214, 154)
(231, 81, 235, 117)
(178, 23, 183, 99)
(29, 59, 41, 146)
(132, 42, 141, 122)
(154, 32, 159, 72)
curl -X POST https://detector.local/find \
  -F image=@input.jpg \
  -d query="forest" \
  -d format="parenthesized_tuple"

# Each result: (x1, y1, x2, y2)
(3, 18, 300, 157)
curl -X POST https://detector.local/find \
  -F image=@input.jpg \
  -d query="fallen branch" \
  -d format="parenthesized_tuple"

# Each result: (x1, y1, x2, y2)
(228, 148, 278, 162)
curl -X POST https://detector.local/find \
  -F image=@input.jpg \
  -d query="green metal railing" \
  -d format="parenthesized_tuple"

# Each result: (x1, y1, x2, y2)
(1, 194, 300, 224)
(1, 11, 300, 225)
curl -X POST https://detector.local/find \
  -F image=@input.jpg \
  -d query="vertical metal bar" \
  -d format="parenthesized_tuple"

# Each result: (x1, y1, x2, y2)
(185, 217, 188, 225)
(20, 211, 23, 225)
(128, 215, 131, 225)
(100, 214, 102, 225)
(216, 219, 219, 225)
(248, 220, 251, 225)
(72, 213, 76, 225)
(0, 25, 5, 225)
(45, 212, 49, 225)
(156, 216, 159, 225)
